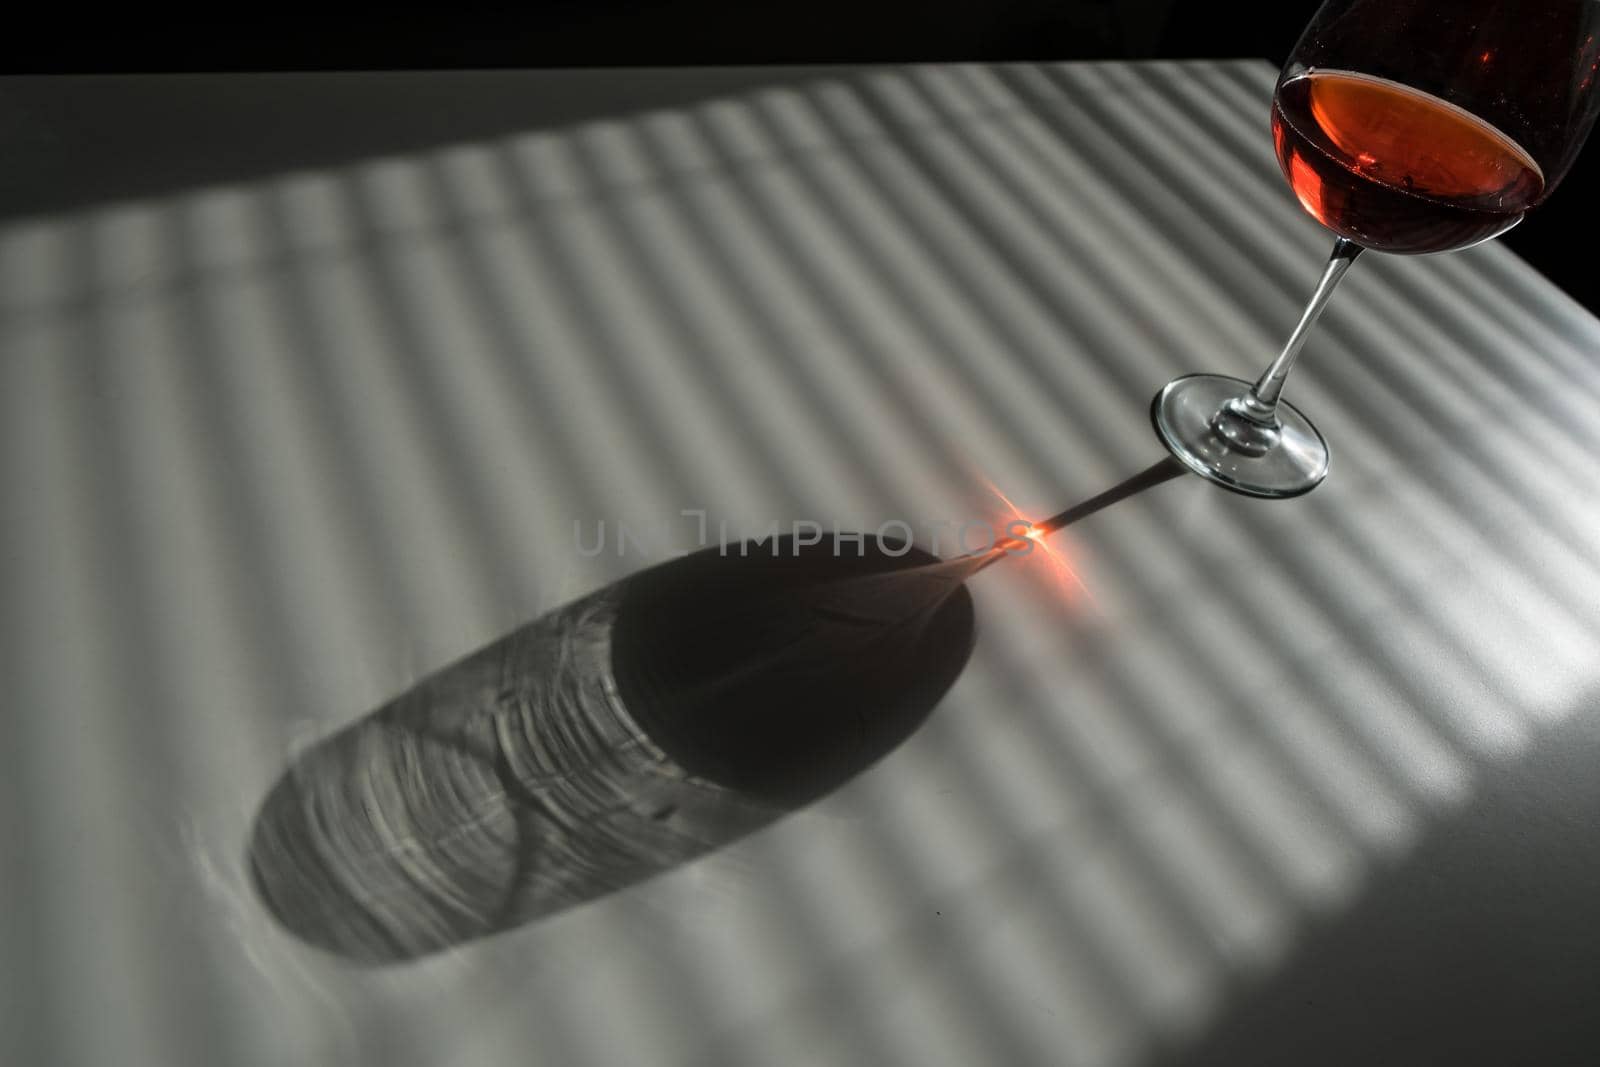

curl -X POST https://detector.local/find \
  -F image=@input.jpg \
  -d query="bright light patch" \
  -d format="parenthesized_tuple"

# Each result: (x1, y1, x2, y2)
(982, 479, 1098, 608)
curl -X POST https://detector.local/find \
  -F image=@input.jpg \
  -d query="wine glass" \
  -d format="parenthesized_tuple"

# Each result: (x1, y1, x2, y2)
(1152, 0, 1600, 498)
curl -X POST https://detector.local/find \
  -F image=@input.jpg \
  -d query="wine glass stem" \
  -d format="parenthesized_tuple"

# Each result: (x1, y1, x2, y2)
(1211, 237, 1364, 454)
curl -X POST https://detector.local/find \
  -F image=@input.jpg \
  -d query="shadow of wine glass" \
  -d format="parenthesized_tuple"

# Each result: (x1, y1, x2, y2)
(249, 457, 1190, 964)
(247, 534, 979, 964)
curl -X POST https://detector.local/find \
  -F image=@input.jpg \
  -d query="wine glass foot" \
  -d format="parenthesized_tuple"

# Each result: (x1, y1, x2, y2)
(1151, 374, 1329, 499)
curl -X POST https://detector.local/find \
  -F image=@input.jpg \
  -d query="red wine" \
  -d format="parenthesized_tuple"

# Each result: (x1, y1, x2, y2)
(1272, 69, 1544, 254)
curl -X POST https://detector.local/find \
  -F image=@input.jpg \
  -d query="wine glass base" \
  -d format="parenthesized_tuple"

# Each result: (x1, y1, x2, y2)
(1151, 374, 1329, 499)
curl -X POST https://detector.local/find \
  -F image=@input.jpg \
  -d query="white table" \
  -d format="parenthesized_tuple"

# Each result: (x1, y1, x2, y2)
(3, 61, 1598, 1066)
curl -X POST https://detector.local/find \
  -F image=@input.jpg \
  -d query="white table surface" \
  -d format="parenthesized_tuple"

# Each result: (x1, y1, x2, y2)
(3, 60, 1599, 1067)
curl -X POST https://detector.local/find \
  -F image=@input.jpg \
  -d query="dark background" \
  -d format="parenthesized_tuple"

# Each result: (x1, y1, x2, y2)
(0, 1, 1592, 312)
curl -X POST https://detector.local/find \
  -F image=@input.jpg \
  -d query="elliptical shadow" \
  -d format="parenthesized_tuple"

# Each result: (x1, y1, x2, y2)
(248, 534, 978, 964)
